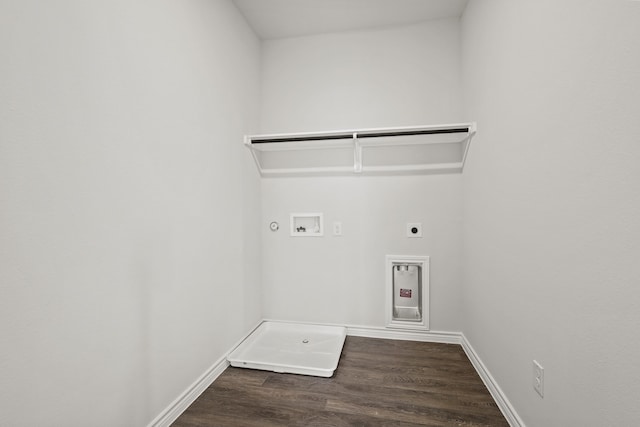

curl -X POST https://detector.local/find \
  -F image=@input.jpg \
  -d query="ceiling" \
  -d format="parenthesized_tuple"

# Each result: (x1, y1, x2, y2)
(233, 0, 469, 40)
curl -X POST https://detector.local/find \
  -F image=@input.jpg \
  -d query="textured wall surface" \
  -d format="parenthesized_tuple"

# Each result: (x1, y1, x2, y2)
(0, 1, 261, 425)
(461, 1, 640, 425)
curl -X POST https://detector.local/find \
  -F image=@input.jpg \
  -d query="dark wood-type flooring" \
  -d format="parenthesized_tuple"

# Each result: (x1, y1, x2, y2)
(172, 336, 509, 426)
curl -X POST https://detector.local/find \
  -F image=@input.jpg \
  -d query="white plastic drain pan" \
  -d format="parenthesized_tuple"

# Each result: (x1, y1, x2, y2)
(227, 321, 347, 377)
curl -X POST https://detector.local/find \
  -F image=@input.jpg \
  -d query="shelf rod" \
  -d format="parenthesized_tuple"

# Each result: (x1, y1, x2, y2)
(251, 134, 354, 144)
(357, 127, 469, 139)
(250, 126, 470, 144)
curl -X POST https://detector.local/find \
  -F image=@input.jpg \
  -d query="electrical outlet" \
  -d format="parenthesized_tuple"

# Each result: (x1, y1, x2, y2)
(406, 223, 422, 238)
(333, 221, 342, 236)
(533, 360, 544, 398)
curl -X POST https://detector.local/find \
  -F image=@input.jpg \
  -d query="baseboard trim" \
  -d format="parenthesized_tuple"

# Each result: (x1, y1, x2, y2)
(147, 320, 263, 427)
(261, 319, 462, 344)
(346, 324, 462, 344)
(148, 320, 524, 427)
(146, 354, 228, 427)
(461, 334, 526, 427)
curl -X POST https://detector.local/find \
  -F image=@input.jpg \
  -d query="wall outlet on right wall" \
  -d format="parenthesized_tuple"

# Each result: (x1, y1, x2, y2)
(533, 360, 544, 398)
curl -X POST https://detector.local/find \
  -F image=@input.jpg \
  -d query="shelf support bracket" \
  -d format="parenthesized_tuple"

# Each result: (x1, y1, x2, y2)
(353, 133, 362, 173)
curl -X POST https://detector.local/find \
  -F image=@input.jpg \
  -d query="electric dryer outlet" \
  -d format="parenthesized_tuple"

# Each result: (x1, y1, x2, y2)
(407, 223, 423, 238)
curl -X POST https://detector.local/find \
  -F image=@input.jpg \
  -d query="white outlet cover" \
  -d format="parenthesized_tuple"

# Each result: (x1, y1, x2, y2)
(407, 223, 423, 238)
(333, 221, 342, 236)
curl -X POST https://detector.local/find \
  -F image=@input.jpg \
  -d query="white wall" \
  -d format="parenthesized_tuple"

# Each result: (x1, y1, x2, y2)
(461, 1, 640, 425)
(260, 19, 465, 331)
(262, 175, 463, 329)
(0, 1, 261, 426)
(260, 18, 463, 133)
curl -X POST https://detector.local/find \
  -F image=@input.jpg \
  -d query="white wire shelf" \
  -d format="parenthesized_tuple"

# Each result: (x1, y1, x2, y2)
(245, 122, 476, 177)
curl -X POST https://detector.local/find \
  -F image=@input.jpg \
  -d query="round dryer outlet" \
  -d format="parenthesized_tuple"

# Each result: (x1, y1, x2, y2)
(406, 223, 423, 238)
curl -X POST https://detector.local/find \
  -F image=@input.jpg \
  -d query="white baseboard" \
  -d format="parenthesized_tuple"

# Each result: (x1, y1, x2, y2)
(346, 324, 462, 344)
(148, 320, 524, 427)
(147, 320, 263, 427)
(346, 324, 524, 426)
(261, 318, 462, 344)
(146, 354, 229, 427)
(461, 334, 526, 427)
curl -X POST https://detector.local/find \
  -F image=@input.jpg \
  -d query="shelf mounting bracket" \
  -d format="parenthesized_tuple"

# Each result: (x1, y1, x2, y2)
(353, 133, 362, 173)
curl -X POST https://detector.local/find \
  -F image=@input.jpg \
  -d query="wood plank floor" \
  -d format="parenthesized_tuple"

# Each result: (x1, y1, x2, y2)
(172, 336, 509, 426)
